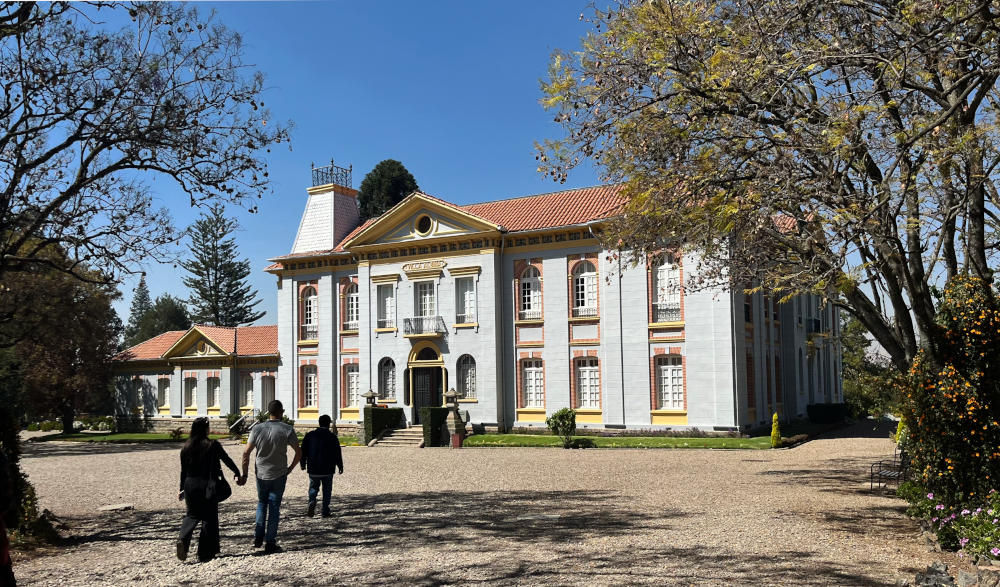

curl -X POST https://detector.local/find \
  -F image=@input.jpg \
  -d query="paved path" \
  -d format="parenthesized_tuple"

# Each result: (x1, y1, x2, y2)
(12, 421, 961, 585)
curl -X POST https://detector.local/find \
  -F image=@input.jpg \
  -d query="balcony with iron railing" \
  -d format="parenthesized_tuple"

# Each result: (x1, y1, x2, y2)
(404, 316, 447, 337)
(300, 324, 319, 341)
(342, 320, 359, 332)
(518, 308, 542, 321)
(456, 313, 476, 324)
(377, 318, 395, 329)
(653, 303, 681, 323)
(572, 305, 599, 318)
(311, 159, 352, 188)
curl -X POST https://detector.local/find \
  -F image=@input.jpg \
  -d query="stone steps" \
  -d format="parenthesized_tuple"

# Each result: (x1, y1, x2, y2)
(371, 427, 424, 447)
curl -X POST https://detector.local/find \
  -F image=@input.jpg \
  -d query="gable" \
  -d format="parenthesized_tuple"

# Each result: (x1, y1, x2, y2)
(341, 192, 499, 249)
(161, 327, 232, 359)
(374, 209, 486, 245)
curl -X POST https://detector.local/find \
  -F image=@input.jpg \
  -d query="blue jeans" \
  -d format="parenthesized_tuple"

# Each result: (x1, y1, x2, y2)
(308, 475, 333, 515)
(255, 475, 287, 545)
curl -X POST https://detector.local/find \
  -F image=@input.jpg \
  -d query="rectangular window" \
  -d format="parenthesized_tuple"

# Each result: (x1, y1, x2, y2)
(345, 286, 359, 330)
(157, 378, 169, 408)
(241, 376, 254, 407)
(575, 358, 600, 408)
(656, 356, 684, 410)
(522, 360, 544, 408)
(184, 378, 197, 408)
(456, 277, 476, 323)
(345, 365, 359, 406)
(519, 271, 541, 320)
(415, 281, 436, 317)
(207, 377, 220, 407)
(303, 366, 318, 407)
(377, 284, 395, 328)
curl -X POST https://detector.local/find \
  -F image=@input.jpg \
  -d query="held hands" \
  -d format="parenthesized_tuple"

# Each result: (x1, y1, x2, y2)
(178, 490, 184, 501)
(338, 467, 344, 475)
(235, 474, 247, 486)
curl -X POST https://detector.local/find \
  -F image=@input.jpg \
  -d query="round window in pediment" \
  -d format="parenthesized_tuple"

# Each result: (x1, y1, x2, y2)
(415, 214, 433, 236)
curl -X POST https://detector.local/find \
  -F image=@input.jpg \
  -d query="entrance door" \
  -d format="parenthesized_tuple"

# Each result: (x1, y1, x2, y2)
(411, 367, 441, 424)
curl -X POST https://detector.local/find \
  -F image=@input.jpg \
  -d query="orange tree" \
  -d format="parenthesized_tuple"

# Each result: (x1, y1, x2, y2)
(901, 276, 1000, 505)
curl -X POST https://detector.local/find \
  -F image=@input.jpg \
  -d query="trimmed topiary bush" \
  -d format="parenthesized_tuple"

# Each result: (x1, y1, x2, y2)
(770, 413, 781, 448)
(364, 406, 404, 444)
(546, 408, 576, 449)
(419, 407, 450, 447)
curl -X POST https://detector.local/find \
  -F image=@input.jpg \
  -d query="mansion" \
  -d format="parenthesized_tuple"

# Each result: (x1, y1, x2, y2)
(114, 163, 842, 432)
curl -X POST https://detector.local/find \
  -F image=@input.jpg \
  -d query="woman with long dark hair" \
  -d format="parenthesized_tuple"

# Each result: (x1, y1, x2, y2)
(177, 417, 243, 562)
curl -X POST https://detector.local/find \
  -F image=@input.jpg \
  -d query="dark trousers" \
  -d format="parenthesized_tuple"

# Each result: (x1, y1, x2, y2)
(178, 477, 220, 562)
(308, 475, 333, 515)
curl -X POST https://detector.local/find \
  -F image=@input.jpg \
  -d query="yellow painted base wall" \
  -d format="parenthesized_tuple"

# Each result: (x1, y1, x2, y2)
(339, 407, 359, 421)
(516, 408, 546, 423)
(650, 411, 688, 426)
(575, 409, 602, 424)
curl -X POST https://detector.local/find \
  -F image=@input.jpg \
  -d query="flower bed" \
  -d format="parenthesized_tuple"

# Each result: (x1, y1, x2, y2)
(899, 481, 1000, 560)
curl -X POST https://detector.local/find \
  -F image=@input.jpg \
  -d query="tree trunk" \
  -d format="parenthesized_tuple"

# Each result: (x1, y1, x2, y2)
(61, 401, 74, 435)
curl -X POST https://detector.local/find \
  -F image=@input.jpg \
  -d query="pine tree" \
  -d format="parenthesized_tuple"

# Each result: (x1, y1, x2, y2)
(128, 294, 192, 346)
(180, 205, 264, 327)
(124, 274, 152, 346)
(357, 159, 418, 221)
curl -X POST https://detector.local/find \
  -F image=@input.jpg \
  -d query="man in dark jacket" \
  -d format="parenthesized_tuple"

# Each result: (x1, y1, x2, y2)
(300, 414, 343, 518)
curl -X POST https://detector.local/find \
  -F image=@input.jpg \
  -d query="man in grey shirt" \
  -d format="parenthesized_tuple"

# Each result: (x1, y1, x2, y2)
(241, 400, 301, 554)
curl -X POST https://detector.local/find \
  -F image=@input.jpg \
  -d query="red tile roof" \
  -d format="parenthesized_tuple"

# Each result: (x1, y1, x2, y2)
(461, 185, 626, 232)
(266, 185, 626, 269)
(117, 330, 186, 361)
(115, 325, 278, 361)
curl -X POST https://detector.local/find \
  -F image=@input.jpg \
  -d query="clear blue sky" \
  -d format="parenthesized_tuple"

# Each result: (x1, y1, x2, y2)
(118, 0, 600, 326)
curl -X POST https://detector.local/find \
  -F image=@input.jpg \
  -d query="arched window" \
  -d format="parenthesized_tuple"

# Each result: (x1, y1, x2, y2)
(416, 347, 439, 361)
(344, 283, 359, 330)
(301, 286, 318, 340)
(519, 266, 541, 320)
(378, 358, 396, 400)
(572, 261, 597, 317)
(457, 355, 476, 399)
(653, 254, 681, 322)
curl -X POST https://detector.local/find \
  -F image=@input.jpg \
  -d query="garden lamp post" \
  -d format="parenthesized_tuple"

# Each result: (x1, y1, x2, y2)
(444, 388, 466, 448)
(362, 390, 377, 406)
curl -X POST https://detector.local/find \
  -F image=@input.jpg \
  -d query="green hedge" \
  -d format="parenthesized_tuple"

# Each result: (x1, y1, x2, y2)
(364, 406, 404, 444)
(806, 403, 847, 423)
(419, 407, 450, 447)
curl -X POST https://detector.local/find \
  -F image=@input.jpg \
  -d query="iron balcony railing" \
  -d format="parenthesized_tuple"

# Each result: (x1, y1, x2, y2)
(311, 160, 352, 188)
(300, 324, 319, 340)
(404, 316, 447, 336)
(653, 303, 681, 323)
(343, 320, 359, 331)
(456, 313, 476, 324)
(377, 318, 395, 329)
(518, 309, 541, 320)
(572, 306, 599, 318)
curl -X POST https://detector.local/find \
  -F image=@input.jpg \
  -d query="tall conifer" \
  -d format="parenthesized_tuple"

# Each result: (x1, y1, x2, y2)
(124, 274, 152, 346)
(180, 205, 264, 327)
(357, 159, 418, 221)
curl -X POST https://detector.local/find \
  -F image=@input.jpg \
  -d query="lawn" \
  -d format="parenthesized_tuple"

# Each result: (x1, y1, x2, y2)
(33, 432, 361, 446)
(463, 434, 772, 449)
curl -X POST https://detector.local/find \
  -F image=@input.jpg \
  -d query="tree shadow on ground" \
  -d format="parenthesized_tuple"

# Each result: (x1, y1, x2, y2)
(20, 440, 181, 458)
(758, 455, 890, 496)
(813, 418, 898, 440)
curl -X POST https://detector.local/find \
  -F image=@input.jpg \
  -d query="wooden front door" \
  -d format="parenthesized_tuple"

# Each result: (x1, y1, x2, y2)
(412, 367, 441, 424)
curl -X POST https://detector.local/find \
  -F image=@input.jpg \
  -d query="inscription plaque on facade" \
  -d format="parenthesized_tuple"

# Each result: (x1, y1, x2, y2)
(402, 260, 447, 272)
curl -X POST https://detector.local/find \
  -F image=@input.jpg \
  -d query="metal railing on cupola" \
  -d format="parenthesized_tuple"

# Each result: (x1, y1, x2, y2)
(311, 159, 352, 188)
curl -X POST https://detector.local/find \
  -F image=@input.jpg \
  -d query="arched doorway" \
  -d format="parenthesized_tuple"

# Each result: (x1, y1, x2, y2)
(407, 341, 446, 424)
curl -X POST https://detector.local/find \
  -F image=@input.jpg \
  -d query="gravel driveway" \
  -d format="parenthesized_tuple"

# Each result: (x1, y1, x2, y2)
(11, 421, 961, 586)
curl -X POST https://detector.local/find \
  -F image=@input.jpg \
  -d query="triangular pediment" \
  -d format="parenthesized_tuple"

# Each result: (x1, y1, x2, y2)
(161, 327, 229, 359)
(342, 192, 499, 249)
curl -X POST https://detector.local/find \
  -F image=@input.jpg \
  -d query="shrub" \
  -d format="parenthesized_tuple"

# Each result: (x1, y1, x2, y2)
(900, 276, 1000, 505)
(419, 407, 450, 447)
(227, 412, 249, 438)
(899, 481, 1000, 559)
(806, 403, 847, 423)
(546, 408, 576, 449)
(256, 411, 295, 426)
(168, 427, 184, 441)
(770, 413, 781, 448)
(25, 423, 37, 432)
(364, 406, 404, 444)
(569, 437, 595, 449)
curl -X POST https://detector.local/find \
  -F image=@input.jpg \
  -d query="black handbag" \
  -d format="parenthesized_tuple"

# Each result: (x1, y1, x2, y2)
(206, 471, 232, 502)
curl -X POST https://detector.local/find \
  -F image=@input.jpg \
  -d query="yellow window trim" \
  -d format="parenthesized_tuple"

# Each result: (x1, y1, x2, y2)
(452, 322, 478, 329)
(570, 340, 600, 346)
(515, 341, 544, 348)
(649, 321, 685, 328)
(371, 273, 400, 284)
(297, 339, 318, 345)
(339, 329, 359, 336)
(375, 327, 398, 333)
(403, 332, 444, 339)
(514, 319, 544, 326)
(448, 266, 481, 276)
(649, 338, 685, 343)
(458, 399, 478, 403)
(568, 316, 600, 323)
